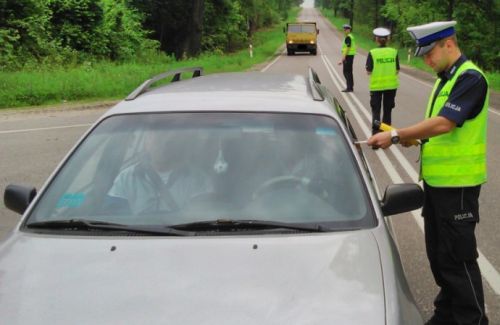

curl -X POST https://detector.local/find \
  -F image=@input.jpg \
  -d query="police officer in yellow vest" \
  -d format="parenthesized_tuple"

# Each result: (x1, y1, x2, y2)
(337, 24, 356, 92)
(368, 21, 489, 325)
(366, 27, 399, 136)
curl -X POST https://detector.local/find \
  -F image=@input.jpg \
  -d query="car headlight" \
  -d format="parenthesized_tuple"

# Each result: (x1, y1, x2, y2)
(310, 40, 315, 44)
(288, 40, 294, 44)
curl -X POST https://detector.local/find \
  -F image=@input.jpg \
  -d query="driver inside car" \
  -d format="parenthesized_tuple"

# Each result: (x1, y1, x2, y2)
(254, 128, 341, 200)
(107, 129, 213, 215)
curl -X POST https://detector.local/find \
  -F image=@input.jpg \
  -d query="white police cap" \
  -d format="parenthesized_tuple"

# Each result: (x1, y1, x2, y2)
(373, 27, 390, 38)
(343, 24, 351, 30)
(407, 21, 457, 56)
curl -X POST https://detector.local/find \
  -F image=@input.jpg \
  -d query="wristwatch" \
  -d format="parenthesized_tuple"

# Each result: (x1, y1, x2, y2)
(390, 129, 400, 144)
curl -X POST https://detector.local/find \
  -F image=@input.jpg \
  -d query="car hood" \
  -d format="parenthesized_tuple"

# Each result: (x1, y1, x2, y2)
(0, 230, 385, 324)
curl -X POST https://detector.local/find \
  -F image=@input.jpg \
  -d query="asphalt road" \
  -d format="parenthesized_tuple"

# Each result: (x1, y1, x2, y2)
(0, 7, 499, 324)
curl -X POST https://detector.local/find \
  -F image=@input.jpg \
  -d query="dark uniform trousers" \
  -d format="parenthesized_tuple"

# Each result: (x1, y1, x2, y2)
(370, 89, 396, 134)
(343, 55, 354, 90)
(422, 182, 488, 325)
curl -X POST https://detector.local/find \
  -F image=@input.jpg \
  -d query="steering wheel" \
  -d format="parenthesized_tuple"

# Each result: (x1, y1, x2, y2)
(252, 175, 310, 200)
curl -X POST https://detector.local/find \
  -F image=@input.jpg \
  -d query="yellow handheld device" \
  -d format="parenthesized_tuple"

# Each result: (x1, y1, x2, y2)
(373, 121, 420, 146)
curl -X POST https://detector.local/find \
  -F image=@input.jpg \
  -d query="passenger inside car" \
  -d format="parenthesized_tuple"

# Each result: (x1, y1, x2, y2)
(106, 129, 213, 215)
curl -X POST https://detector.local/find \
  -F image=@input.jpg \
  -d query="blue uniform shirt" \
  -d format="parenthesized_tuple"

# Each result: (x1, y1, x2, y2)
(344, 36, 352, 49)
(432, 55, 488, 127)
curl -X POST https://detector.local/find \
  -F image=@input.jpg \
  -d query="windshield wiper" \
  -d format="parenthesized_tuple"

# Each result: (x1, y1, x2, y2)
(26, 219, 194, 236)
(170, 219, 330, 233)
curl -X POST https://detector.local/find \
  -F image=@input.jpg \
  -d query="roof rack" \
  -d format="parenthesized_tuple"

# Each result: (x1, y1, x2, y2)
(125, 66, 203, 101)
(307, 67, 324, 101)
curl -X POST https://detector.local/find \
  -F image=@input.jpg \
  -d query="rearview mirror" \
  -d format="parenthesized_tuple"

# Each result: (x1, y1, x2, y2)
(380, 183, 423, 216)
(4, 184, 37, 215)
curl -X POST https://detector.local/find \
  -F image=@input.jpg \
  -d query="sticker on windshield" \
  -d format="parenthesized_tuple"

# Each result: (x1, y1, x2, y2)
(315, 128, 336, 136)
(242, 126, 273, 134)
(56, 193, 86, 208)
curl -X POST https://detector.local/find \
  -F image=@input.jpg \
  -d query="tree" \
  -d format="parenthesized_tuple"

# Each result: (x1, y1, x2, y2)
(100, 0, 159, 60)
(181, 0, 204, 57)
(130, 0, 298, 58)
(453, 0, 498, 70)
(47, 0, 104, 53)
(382, 0, 499, 70)
(0, 0, 52, 68)
(203, 0, 247, 52)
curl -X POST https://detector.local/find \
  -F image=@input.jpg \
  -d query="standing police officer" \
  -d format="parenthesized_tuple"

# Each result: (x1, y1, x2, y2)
(337, 24, 356, 92)
(366, 27, 399, 136)
(367, 21, 489, 325)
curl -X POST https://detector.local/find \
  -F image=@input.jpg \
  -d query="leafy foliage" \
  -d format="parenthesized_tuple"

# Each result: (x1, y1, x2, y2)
(0, 0, 299, 69)
(0, 0, 159, 69)
(47, 0, 104, 53)
(203, 0, 247, 53)
(319, 0, 499, 71)
(100, 0, 159, 61)
(0, 0, 54, 69)
(129, 0, 299, 58)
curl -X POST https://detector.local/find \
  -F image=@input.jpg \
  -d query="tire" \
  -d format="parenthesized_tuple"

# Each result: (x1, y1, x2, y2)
(287, 49, 294, 56)
(311, 49, 317, 55)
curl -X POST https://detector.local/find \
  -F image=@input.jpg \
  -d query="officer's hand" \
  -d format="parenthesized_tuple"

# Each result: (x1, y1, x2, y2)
(337, 60, 343, 65)
(367, 131, 392, 149)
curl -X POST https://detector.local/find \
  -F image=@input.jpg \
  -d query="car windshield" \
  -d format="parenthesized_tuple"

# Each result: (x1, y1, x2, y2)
(288, 24, 315, 33)
(26, 112, 374, 230)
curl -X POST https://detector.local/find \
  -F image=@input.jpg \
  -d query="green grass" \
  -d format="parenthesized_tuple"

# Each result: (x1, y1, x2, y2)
(488, 74, 500, 91)
(320, 9, 499, 92)
(0, 8, 299, 110)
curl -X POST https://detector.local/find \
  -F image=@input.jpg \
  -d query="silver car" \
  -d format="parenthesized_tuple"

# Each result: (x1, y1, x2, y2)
(2, 67, 424, 324)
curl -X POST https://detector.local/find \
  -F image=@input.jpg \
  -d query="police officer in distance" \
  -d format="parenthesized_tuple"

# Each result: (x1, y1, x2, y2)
(366, 27, 400, 136)
(337, 24, 356, 92)
(367, 21, 489, 325)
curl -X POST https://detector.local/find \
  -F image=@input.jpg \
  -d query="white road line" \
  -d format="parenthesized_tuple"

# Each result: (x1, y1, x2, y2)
(488, 107, 500, 117)
(0, 123, 92, 135)
(261, 49, 285, 72)
(318, 54, 402, 183)
(319, 43, 500, 296)
(330, 61, 421, 180)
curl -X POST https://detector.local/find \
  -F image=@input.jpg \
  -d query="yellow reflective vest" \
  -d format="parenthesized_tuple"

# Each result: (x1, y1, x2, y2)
(341, 33, 356, 56)
(369, 47, 399, 91)
(422, 61, 489, 187)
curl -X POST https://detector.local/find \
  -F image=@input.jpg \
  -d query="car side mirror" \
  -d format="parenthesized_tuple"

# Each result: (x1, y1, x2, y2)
(380, 183, 423, 216)
(317, 29, 320, 34)
(283, 27, 286, 33)
(4, 184, 37, 215)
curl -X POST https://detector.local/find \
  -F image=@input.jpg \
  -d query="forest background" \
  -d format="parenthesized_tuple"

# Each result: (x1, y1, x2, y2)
(318, 0, 499, 88)
(0, 0, 498, 109)
(0, 0, 302, 108)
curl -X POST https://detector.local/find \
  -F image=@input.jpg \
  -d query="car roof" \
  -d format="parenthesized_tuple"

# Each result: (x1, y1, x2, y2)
(104, 70, 339, 118)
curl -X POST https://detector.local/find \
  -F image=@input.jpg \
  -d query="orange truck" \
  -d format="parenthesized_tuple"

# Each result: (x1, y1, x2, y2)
(285, 22, 319, 55)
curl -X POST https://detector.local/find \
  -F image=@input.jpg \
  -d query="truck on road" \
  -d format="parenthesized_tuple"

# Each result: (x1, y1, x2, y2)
(285, 22, 319, 55)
